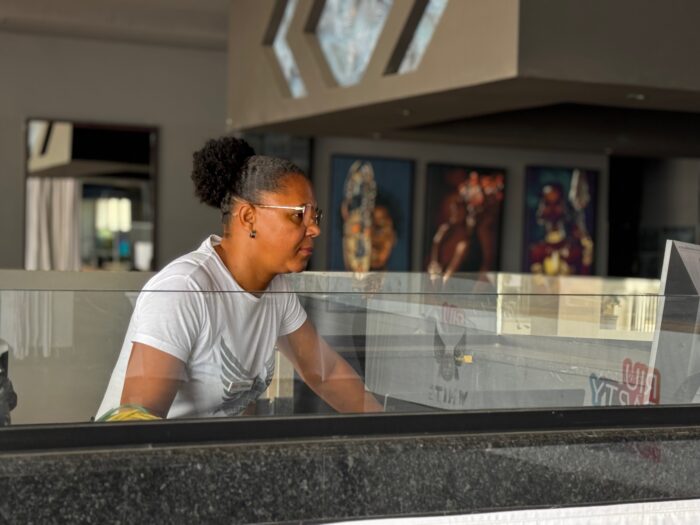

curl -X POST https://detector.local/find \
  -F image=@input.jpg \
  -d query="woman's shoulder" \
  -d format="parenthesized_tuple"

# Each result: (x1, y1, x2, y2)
(143, 263, 202, 292)
(143, 237, 222, 292)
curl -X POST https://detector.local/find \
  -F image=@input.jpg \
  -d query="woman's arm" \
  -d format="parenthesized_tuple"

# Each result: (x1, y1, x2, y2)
(278, 320, 383, 413)
(120, 342, 187, 418)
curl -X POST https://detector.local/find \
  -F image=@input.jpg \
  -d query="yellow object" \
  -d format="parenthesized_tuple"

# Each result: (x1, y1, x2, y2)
(98, 404, 161, 422)
(544, 230, 565, 244)
(462, 355, 473, 364)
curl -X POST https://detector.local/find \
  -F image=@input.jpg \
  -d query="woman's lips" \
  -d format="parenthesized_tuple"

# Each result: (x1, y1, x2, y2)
(299, 247, 313, 256)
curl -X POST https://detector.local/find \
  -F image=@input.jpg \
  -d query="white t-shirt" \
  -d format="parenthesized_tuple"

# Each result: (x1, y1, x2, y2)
(96, 235, 307, 419)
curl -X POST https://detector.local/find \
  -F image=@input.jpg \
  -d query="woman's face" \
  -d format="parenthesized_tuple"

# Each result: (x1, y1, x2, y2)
(253, 174, 320, 275)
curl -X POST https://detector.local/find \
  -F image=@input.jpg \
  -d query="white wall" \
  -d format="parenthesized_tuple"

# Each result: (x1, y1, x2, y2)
(312, 137, 609, 274)
(0, 30, 227, 269)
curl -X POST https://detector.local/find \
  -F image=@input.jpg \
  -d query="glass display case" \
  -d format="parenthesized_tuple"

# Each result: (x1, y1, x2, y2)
(3, 268, 700, 523)
(2, 269, 697, 428)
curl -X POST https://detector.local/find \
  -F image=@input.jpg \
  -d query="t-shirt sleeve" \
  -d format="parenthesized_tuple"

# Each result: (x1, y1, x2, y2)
(130, 275, 206, 363)
(276, 276, 307, 336)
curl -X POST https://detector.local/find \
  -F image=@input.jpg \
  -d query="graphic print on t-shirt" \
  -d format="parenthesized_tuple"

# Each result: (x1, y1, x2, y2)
(217, 337, 275, 416)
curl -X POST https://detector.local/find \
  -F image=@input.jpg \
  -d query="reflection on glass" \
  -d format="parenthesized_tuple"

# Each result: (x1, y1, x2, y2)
(25, 119, 157, 271)
(272, 0, 307, 98)
(398, 0, 449, 74)
(5, 270, 700, 427)
(498, 274, 660, 339)
(317, 0, 393, 86)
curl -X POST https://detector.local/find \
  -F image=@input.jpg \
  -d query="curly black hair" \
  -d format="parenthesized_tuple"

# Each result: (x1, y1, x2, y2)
(191, 136, 304, 214)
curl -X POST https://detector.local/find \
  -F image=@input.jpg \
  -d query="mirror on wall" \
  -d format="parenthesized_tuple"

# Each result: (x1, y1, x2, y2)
(25, 120, 157, 271)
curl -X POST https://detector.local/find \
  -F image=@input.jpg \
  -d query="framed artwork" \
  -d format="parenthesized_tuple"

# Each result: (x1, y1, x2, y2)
(523, 166, 598, 275)
(423, 163, 506, 277)
(329, 155, 414, 272)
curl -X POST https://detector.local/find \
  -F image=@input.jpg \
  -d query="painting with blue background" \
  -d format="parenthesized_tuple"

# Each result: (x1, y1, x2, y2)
(523, 166, 598, 274)
(329, 155, 414, 271)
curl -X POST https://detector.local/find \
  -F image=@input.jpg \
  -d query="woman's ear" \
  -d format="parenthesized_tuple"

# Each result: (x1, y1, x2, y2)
(236, 202, 256, 235)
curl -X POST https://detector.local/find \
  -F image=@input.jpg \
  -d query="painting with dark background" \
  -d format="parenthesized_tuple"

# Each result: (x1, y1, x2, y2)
(523, 166, 598, 275)
(329, 155, 413, 271)
(423, 163, 506, 274)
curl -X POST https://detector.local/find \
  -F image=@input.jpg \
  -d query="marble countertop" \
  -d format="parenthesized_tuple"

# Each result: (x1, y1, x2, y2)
(2, 425, 700, 523)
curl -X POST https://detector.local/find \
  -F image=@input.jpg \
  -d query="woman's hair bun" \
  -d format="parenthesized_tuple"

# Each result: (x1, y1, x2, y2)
(191, 136, 256, 209)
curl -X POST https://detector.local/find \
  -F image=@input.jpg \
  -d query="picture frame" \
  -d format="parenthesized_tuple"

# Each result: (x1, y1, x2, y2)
(423, 163, 506, 274)
(328, 154, 414, 272)
(523, 166, 598, 275)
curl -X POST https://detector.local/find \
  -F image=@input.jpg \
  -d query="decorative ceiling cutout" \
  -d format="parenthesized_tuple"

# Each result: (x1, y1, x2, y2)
(398, 0, 449, 74)
(267, 0, 307, 98)
(316, 0, 393, 87)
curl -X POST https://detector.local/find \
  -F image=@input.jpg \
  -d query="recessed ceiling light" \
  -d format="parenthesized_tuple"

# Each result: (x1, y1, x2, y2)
(626, 93, 646, 101)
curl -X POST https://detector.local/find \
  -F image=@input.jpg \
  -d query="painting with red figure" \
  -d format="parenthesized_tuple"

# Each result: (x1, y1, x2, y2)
(524, 166, 598, 275)
(423, 163, 506, 281)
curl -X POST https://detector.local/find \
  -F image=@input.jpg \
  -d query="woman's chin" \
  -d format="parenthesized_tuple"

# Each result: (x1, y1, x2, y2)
(287, 259, 310, 273)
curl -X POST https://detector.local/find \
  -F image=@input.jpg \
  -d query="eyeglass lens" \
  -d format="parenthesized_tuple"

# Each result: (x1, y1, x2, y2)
(304, 205, 322, 226)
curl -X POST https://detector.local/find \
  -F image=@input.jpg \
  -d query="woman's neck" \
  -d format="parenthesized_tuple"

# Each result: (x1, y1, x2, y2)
(214, 238, 274, 294)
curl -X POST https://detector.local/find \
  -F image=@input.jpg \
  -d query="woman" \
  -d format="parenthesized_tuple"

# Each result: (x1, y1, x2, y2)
(96, 137, 382, 420)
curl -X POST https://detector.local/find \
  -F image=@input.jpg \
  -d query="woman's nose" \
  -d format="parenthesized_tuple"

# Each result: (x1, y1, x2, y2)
(306, 223, 321, 238)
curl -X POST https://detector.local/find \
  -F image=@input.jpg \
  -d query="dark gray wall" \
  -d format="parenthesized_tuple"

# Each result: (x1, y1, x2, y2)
(0, 30, 227, 269)
(641, 159, 700, 233)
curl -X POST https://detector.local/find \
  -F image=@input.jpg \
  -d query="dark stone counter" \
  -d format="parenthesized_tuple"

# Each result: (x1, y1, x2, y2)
(2, 424, 700, 523)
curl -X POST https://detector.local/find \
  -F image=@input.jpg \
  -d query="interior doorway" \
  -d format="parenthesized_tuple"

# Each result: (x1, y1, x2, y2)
(608, 155, 700, 278)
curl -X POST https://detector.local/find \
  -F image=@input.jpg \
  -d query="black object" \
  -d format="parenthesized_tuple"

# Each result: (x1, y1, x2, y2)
(4, 404, 700, 453)
(0, 346, 17, 426)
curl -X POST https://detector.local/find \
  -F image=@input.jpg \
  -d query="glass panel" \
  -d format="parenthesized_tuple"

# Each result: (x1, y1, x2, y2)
(317, 0, 393, 86)
(398, 0, 449, 74)
(4, 270, 700, 428)
(272, 0, 307, 98)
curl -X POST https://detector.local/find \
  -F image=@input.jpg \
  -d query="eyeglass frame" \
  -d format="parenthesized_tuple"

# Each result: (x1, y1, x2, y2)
(250, 203, 323, 227)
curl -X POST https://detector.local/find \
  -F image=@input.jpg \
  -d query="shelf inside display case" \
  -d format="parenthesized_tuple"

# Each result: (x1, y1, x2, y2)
(497, 273, 660, 340)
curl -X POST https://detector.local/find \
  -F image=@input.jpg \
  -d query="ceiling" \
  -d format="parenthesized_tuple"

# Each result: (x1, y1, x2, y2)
(6, 0, 700, 158)
(227, 0, 700, 156)
(0, 0, 229, 49)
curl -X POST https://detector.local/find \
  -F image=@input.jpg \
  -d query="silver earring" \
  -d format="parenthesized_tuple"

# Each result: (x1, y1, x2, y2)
(250, 230, 257, 239)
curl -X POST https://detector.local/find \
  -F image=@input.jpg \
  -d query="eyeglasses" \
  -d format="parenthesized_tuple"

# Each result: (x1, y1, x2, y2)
(253, 203, 323, 227)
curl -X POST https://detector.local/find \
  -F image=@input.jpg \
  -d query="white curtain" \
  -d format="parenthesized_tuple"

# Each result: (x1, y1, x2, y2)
(25, 177, 81, 271)
(0, 291, 74, 360)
